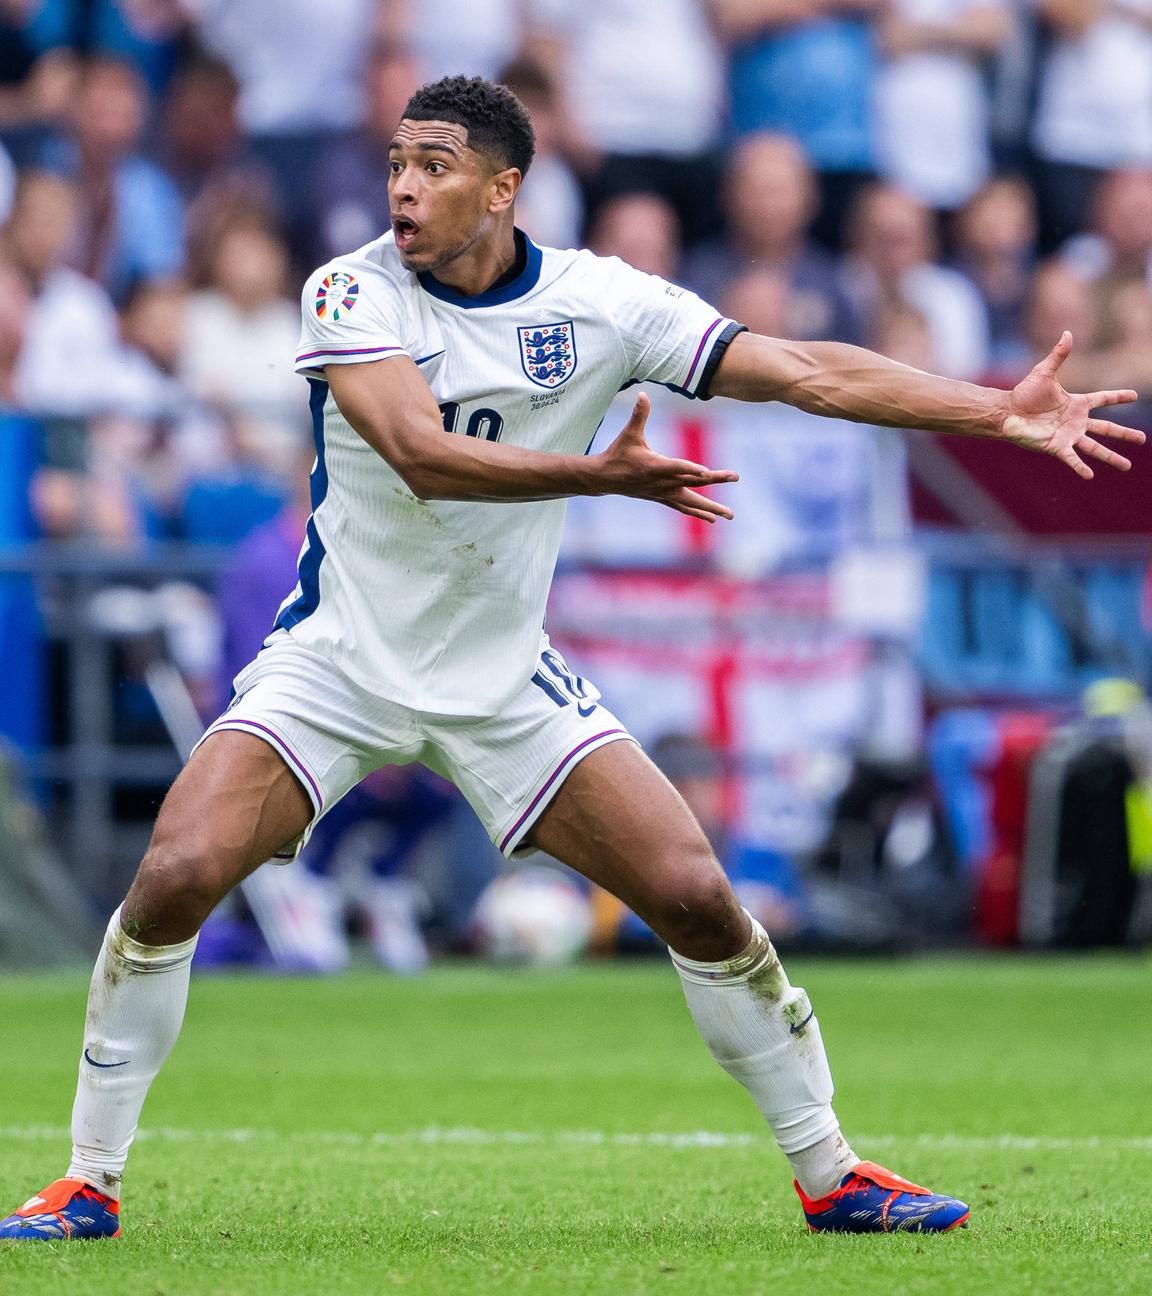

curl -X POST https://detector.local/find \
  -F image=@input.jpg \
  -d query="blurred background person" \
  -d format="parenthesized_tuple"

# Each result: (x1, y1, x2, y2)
(682, 131, 860, 342)
(3, 167, 122, 415)
(184, 0, 388, 260)
(497, 55, 582, 251)
(841, 181, 990, 377)
(385, 0, 524, 83)
(952, 175, 1038, 374)
(710, 0, 879, 250)
(540, 0, 725, 246)
(1029, 0, 1152, 252)
(179, 215, 305, 492)
(874, 0, 1010, 213)
(41, 52, 184, 302)
(1059, 168, 1152, 345)
(307, 40, 419, 263)
(587, 191, 682, 280)
(156, 49, 280, 278)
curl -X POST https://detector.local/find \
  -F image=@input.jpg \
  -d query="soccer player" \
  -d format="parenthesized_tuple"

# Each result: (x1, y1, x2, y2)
(2, 76, 1141, 1241)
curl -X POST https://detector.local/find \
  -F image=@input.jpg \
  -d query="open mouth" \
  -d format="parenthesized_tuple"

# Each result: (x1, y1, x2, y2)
(393, 216, 421, 249)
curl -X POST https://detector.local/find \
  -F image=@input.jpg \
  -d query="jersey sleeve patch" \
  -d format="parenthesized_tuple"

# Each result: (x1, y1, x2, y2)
(314, 272, 360, 321)
(295, 260, 410, 376)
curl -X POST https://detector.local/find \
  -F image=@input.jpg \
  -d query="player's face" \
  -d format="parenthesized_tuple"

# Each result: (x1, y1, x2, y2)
(388, 119, 512, 274)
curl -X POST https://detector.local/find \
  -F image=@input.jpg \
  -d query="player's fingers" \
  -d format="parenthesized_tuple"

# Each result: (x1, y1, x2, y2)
(621, 391, 651, 440)
(1086, 389, 1139, 410)
(672, 487, 734, 520)
(1058, 444, 1094, 480)
(1078, 436, 1131, 472)
(666, 503, 720, 523)
(1034, 330, 1073, 377)
(667, 459, 740, 484)
(1086, 417, 1146, 444)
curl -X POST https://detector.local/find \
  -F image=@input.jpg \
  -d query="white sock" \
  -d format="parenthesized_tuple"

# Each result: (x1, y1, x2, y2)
(670, 912, 858, 1198)
(66, 906, 198, 1201)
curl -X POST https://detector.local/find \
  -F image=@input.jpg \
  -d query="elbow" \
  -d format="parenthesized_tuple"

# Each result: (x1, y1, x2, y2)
(394, 459, 437, 500)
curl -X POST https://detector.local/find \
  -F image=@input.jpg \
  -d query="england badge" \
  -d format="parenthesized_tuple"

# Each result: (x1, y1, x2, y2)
(517, 320, 577, 389)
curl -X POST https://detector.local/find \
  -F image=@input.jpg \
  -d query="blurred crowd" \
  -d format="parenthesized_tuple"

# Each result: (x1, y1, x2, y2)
(0, 0, 1147, 549)
(2, 1, 1151, 965)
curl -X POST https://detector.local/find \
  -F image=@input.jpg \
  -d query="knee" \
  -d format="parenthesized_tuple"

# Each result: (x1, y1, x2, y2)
(126, 837, 236, 939)
(645, 845, 746, 962)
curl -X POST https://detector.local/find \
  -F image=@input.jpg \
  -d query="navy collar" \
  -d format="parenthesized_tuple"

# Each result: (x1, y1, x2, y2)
(417, 229, 542, 308)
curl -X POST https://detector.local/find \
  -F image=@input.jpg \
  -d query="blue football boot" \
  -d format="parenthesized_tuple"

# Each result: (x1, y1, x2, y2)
(796, 1161, 970, 1233)
(0, 1178, 121, 1240)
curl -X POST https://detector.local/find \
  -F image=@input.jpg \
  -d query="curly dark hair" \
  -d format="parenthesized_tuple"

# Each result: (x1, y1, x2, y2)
(402, 75, 535, 176)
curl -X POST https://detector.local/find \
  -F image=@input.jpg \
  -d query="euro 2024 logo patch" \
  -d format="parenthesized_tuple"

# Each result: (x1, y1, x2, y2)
(315, 271, 359, 321)
(518, 321, 577, 389)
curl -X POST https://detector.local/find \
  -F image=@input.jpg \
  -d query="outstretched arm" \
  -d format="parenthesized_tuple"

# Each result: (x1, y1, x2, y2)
(709, 330, 1144, 480)
(326, 355, 737, 518)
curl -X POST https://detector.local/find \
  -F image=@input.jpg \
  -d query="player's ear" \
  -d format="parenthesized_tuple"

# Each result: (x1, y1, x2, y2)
(488, 167, 521, 215)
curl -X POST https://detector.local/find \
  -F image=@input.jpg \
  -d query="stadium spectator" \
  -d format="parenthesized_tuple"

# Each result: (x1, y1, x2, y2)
(953, 175, 1038, 372)
(387, 0, 525, 83)
(0, 252, 29, 402)
(1021, 265, 1152, 421)
(681, 132, 860, 342)
(588, 192, 681, 280)
(1060, 168, 1152, 345)
(541, 0, 725, 245)
(157, 52, 275, 205)
(96, 278, 226, 538)
(1030, 0, 1152, 251)
(840, 182, 990, 377)
(1011, 257, 1145, 408)
(179, 216, 305, 483)
(0, 15, 78, 155)
(156, 51, 281, 286)
(307, 40, 420, 263)
(874, 0, 1010, 212)
(4, 0, 187, 94)
(872, 298, 938, 372)
(184, 0, 387, 255)
(2, 168, 122, 415)
(498, 56, 582, 251)
(41, 53, 184, 302)
(1023, 259, 1098, 366)
(710, 0, 878, 249)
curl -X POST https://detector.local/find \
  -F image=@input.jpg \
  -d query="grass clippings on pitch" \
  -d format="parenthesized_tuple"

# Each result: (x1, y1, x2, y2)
(1, 956, 1150, 1295)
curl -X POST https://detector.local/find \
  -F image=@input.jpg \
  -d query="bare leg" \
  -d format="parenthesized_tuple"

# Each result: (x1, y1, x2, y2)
(530, 742, 856, 1196)
(67, 731, 314, 1197)
(529, 741, 749, 962)
(123, 730, 314, 944)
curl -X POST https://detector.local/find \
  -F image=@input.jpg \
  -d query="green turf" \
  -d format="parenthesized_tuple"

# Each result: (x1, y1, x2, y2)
(1, 956, 1151, 1295)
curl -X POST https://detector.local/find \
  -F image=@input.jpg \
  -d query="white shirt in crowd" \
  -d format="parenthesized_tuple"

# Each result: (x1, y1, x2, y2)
(185, 0, 377, 133)
(407, 0, 524, 82)
(182, 290, 305, 475)
(840, 259, 991, 380)
(875, 0, 1004, 210)
(539, 0, 724, 156)
(287, 229, 738, 715)
(1032, 0, 1152, 167)
(15, 267, 122, 415)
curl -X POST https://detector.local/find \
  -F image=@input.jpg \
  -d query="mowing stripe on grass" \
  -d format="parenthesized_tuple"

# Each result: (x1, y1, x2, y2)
(2, 1125, 1151, 1152)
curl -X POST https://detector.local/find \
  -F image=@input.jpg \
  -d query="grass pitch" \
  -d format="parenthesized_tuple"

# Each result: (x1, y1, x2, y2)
(1, 956, 1150, 1295)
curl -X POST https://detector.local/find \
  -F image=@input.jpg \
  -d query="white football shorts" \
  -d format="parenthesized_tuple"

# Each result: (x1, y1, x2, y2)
(196, 631, 637, 862)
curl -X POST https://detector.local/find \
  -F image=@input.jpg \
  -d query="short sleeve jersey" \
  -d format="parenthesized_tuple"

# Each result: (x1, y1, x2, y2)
(280, 230, 742, 715)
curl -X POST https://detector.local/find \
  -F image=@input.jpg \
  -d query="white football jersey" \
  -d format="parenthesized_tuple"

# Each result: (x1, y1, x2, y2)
(280, 229, 741, 715)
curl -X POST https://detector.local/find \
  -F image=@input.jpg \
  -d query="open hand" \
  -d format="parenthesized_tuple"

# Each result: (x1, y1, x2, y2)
(1002, 332, 1145, 480)
(596, 393, 738, 521)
